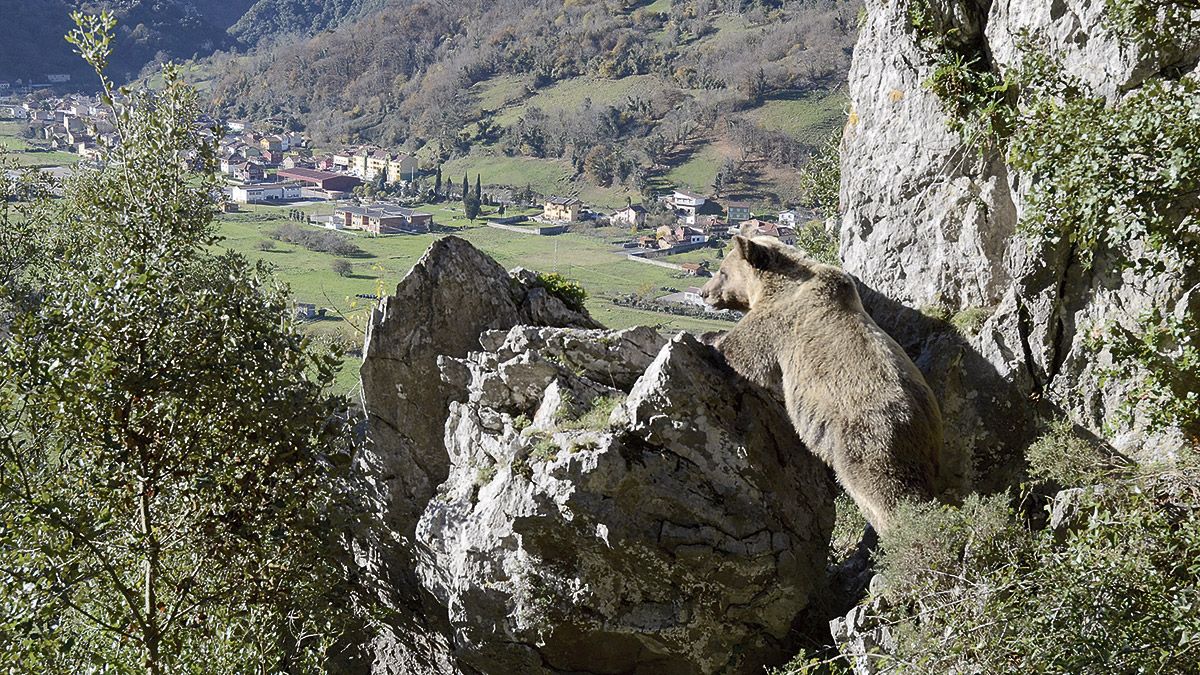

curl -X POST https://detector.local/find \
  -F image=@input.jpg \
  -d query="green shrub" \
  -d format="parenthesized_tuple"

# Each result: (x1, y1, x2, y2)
(924, 50, 1015, 148)
(798, 131, 841, 218)
(1026, 417, 1129, 486)
(476, 463, 497, 485)
(1010, 77, 1200, 272)
(559, 394, 624, 432)
(536, 272, 587, 312)
(829, 492, 869, 565)
(1102, 309, 1200, 443)
(530, 434, 560, 463)
(1105, 0, 1200, 55)
(861, 473, 1200, 674)
(794, 222, 839, 266)
(949, 306, 992, 337)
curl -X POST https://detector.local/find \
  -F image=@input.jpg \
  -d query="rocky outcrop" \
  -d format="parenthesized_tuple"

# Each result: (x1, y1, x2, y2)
(841, 0, 1200, 487)
(357, 238, 837, 674)
(356, 236, 600, 670)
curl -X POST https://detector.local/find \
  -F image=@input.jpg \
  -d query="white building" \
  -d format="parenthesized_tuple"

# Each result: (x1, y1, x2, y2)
(671, 190, 706, 225)
(778, 210, 800, 227)
(230, 182, 302, 204)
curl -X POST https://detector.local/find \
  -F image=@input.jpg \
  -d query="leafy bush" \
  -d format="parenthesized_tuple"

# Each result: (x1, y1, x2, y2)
(1025, 418, 1120, 486)
(536, 272, 587, 312)
(850, 463, 1200, 674)
(1103, 309, 1200, 443)
(332, 258, 353, 277)
(924, 50, 1014, 148)
(1010, 77, 1200, 272)
(794, 222, 839, 266)
(1105, 0, 1200, 55)
(829, 492, 869, 565)
(798, 131, 841, 218)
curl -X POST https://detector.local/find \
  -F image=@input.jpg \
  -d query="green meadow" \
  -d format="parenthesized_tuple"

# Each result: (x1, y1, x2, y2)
(216, 203, 732, 395)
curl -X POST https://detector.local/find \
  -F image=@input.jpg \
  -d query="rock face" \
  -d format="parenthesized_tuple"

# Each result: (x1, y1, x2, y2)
(356, 236, 600, 671)
(841, 0, 1200, 488)
(357, 238, 836, 674)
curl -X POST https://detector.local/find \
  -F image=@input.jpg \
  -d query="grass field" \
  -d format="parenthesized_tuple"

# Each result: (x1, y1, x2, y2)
(217, 203, 732, 394)
(665, 143, 724, 194)
(746, 89, 847, 145)
(661, 244, 727, 266)
(217, 202, 731, 334)
(0, 121, 81, 168)
(493, 75, 666, 127)
(472, 74, 533, 113)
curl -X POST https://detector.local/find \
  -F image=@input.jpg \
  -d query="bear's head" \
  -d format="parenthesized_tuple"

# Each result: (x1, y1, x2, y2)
(700, 235, 815, 311)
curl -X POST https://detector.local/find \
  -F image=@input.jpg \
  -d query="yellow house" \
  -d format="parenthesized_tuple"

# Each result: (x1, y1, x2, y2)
(544, 196, 582, 222)
(363, 150, 391, 181)
(387, 154, 419, 183)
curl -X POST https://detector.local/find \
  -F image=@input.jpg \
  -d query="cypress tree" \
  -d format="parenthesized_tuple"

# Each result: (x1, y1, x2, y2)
(434, 165, 442, 197)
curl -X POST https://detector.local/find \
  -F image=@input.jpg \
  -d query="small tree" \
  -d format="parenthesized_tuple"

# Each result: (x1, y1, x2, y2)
(0, 14, 361, 673)
(434, 165, 442, 199)
(465, 194, 481, 220)
(332, 259, 353, 276)
(798, 130, 841, 218)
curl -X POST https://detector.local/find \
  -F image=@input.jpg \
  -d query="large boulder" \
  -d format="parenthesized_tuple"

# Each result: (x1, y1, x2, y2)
(356, 236, 599, 670)
(357, 238, 836, 673)
(421, 328, 835, 674)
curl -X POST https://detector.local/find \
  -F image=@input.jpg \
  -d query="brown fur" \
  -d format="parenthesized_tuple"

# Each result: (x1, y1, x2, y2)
(700, 235, 945, 532)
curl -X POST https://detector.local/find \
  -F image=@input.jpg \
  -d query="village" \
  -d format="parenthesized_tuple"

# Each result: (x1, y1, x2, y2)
(2, 88, 826, 335)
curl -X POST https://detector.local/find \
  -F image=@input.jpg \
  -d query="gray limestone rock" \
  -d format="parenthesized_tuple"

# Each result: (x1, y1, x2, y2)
(418, 331, 836, 674)
(357, 238, 836, 673)
(841, 0, 1200, 490)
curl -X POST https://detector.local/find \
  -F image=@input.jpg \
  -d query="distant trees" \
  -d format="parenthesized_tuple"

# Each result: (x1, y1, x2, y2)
(271, 223, 365, 257)
(464, 174, 482, 220)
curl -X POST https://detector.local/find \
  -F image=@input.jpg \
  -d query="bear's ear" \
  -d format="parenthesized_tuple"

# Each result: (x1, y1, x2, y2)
(734, 235, 776, 271)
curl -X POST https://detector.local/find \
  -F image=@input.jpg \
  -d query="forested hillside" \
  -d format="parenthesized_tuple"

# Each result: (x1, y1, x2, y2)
(209, 0, 860, 207)
(229, 0, 388, 45)
(0, 0, 255, 83)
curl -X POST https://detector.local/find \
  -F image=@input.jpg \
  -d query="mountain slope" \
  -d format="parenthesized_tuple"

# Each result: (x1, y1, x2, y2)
(229, 0, 388, 45)
(210, 0, 860, 207)
(0, 0, 255, 84)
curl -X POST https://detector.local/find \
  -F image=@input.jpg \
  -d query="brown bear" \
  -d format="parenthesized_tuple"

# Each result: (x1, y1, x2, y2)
(700, 235, 945, 533)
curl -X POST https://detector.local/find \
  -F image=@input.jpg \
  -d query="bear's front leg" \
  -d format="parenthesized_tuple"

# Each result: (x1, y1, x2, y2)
(714, 319, 783, 400)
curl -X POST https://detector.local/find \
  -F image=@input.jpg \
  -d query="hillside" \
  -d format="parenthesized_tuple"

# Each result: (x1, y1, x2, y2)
(229, 0, 387, 45)
(208, 0, 861, 208)
(0, 0, 255, 84)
